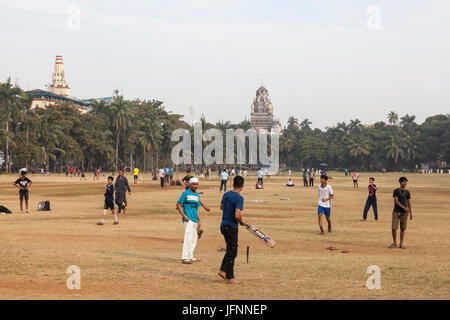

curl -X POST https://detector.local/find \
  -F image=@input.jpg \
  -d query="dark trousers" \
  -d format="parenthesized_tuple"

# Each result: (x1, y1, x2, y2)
(160, 177, 164, 187)
(115, 193, 127, 213)
(309, 178, 314, 187)
(220, 180, 227, 192)
(220, 225, 238, 279)
(363, 197, 378, 220)
(257, 177, 263, 185)
(303, 178, 308, 187)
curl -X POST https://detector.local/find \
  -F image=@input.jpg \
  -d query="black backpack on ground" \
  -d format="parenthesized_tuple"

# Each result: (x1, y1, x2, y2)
(38, 200, 51, 211)
(0, 205, 12, 214)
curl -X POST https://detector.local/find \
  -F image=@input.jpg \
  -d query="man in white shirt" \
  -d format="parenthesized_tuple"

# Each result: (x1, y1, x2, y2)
(257, 168, 263, 185)
(220, 169, 229, 192)
(317, 175, 334, 234)
(159, 167, 165, 188)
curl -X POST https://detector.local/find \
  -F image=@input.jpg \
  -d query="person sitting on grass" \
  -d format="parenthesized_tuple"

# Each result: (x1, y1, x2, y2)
(286, 178, 295, 187)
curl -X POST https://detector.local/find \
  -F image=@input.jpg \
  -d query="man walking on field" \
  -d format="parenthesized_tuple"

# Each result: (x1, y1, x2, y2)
(220, 169, 229, 192)
(316, 175, 334, 234)
(115, 169, 131, 214)
(133, 167, 139, 184)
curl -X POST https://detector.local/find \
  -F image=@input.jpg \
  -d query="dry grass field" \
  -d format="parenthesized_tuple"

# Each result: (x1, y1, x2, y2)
(0, 171, 448, 300)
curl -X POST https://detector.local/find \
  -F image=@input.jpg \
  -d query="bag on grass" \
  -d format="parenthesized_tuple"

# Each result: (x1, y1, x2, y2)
(0, 205, 12, 214)
(38, 200, 51, 211)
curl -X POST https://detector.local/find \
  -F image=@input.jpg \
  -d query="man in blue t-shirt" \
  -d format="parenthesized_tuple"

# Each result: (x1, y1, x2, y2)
(218, 175, 247, 283)
(176, 177, 204, 264)
(164, 167, 170, 184)
(97, 176, 119, 225)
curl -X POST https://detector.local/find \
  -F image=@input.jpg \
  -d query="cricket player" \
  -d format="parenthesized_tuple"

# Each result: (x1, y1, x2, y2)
(176, 178, 205, 264)
(97, 176, 119, 225)
(317, 175, 334, 234)
(218, 175, 247, 284)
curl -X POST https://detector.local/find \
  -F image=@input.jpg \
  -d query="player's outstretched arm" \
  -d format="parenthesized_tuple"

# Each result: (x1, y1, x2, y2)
(200, 200, 210, 212)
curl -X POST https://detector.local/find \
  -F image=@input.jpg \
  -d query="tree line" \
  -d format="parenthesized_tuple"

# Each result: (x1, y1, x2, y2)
(1, 77, 448, 173)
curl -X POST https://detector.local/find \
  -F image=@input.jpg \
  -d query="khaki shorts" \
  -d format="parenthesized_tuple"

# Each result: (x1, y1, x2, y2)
(392, 212, 408, 230)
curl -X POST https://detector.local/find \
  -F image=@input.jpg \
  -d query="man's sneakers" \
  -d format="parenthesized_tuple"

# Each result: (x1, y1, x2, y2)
(97, 221, 118, 225)
(182, 259, 193, 264)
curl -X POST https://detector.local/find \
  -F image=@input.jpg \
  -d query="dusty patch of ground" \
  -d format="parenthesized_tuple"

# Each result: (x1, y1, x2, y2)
(0, 171, 449, 299)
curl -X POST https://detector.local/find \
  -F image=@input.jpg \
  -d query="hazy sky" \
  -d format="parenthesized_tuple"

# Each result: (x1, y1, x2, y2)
(1, 0, 449, 129)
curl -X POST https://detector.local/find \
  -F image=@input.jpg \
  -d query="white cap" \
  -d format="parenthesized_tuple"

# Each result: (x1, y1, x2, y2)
(189, 178, 199, 184)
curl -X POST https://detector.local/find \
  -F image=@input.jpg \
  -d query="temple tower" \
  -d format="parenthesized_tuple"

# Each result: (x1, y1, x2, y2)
(48, 55, 70, 97)
(250, 85, 274, 132)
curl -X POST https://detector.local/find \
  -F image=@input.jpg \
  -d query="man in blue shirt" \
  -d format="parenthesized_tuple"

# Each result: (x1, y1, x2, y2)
(164, 167, 170, 184)
(218, 176, 247, 283)
(97, 176, 118, 225)
(176, 178, 203, 264)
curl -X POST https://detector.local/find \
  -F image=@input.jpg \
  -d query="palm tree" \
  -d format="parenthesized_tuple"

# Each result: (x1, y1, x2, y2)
(400, 114, 416, 127)
(388, 111, 399, 125)
(287, 116, 298, 128)
(300, 118, 312, 131)
(17, 93, 40, 167)
(0, 77, 23, 172)
(348, 119, 362, 132)
(386, 135, 405, 164)
(110, 95, 131, 171)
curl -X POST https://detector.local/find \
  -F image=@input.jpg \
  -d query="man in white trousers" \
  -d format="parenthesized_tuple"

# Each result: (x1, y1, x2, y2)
(176, 178, 205, 264)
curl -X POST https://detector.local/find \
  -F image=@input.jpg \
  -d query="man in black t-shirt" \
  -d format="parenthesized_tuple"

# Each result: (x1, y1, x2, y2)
(389, 177, 412, 249)
(13, 170, 32, 213)
(182, 170, 193, 190)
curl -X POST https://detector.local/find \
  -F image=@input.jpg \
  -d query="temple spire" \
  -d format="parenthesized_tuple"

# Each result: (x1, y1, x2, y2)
(48, 55, 70, 97)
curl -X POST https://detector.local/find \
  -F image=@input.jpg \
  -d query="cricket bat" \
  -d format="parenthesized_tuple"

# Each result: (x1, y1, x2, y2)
(246, 225, 276, 248)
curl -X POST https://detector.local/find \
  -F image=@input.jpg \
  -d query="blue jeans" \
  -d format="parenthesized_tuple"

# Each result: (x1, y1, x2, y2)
(363, 197, 378, 220)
